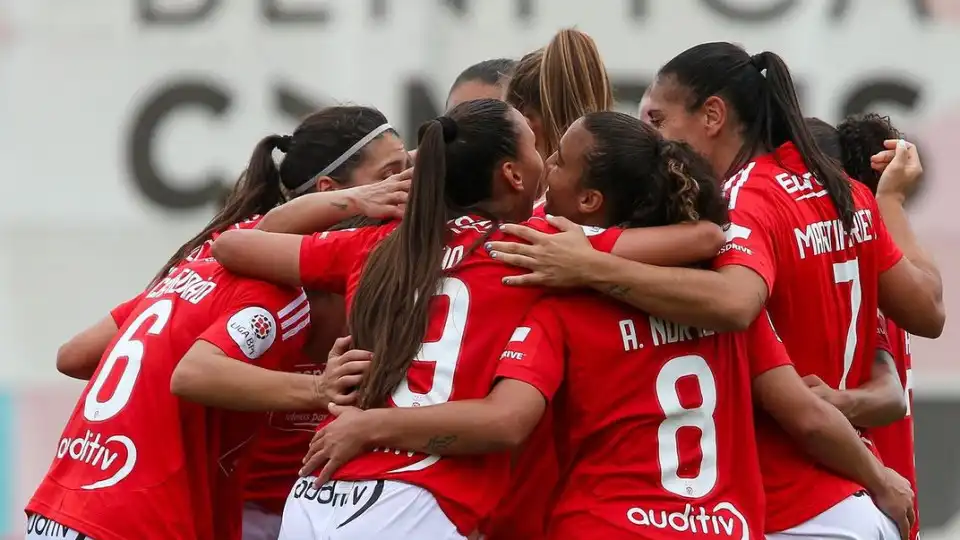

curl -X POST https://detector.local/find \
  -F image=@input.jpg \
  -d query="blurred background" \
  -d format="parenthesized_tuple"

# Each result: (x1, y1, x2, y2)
(1, 0, 957, 538)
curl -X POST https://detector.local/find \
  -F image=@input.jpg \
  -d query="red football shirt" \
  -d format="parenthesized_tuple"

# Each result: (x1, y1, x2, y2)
(715, 142, 904, 531)
(27, 260, 311, 540)
(295, 215, 622, 535)
(870, 313, 919, 540)
(499, 295, 790, 540)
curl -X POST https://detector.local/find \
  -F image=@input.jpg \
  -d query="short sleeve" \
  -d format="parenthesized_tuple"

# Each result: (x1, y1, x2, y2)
(865, 195, 904, 273)
(713, 181, 778, 293)
(198, 281, 311, 370)
(522, 216, 624, 254)
(494, 300, 565, 401)
(746, 310, 793, 378)
(298, 226, 388, 294)
(110, 292, 146, 327)
(875, 311, 893, 357)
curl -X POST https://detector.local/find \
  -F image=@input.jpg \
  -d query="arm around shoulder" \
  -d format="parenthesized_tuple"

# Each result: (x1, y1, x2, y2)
(211, 229, 304, 287)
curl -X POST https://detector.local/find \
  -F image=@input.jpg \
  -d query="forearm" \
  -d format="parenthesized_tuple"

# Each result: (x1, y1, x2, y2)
(793, 403, 889, 495)
(172, 356, 326, 412)
(364, 400, 525, 456)
(877, 193, 942, 301)
(833, 382, 906, 428)
(257, 191, 363, 234)
(584, 252, 757, 331)
(613, 221, 724, 266)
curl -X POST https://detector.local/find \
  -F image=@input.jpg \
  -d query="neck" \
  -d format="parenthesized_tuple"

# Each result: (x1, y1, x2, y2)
(474, 198, 528, 223)
(710, 131, 766, 180)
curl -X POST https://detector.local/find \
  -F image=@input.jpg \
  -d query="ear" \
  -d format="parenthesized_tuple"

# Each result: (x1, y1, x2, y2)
(499, 160, 525, 194)
(316, 176, 339, 192)
(702, 96, 727, 138)
(577, 188, 604, 216)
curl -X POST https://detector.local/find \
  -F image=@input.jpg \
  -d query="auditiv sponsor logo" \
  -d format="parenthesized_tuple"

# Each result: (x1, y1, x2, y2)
(56, 429, 138, 490)
(626, 502, 749, 539)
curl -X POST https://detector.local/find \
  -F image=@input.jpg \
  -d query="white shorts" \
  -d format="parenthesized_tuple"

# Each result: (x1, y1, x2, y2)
(243, 502, 282, 540)
(25, 514, 90, 540)
(766, 492, 900, 540)
(279, 477, 466, 540)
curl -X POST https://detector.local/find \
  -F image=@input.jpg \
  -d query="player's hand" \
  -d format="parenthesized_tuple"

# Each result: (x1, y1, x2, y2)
(873, 139, 923, 202)
(300, 403, 372, 487)
(485, 215, 595, 288)
(347, 168, 411, 219)
(802, 374, 843, 404)
(872, 467, 916, 540)
(317, 336, 371, 408)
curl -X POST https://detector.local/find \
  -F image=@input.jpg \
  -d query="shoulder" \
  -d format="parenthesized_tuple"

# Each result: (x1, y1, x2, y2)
(519, 216, 612, 238)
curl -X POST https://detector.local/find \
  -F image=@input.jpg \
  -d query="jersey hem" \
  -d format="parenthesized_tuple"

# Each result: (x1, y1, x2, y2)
(26, 502, 123, 540)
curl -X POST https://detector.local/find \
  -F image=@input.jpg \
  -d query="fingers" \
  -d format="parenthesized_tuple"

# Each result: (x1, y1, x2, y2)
(333, 360, 370, 377)
(545, 214, 577, 232)
(335, 350, 373, 366)
(801, 374, 823, 387)
(502, 272, 549, 287)
(488, 251, 540, 270)
(498, 223, 548, 244)
(316, 457, 343, 487)
(485, 240, 537, 258)
(332, 391, 358, 406)
(871, 150, 895, 164)
(328, 336, 353, 359)
(300, 442, 327, 477)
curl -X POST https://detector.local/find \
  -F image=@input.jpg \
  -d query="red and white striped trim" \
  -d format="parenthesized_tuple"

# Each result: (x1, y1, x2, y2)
(722, 162, 756, 210)
(278, 290, 310, 341)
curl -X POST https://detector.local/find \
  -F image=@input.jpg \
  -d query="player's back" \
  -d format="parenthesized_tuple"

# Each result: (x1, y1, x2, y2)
(717, 142, 904, 530)
(296, 215, 622, 534)
(29, 260, 274, 540)
(537, 293, 779, 540)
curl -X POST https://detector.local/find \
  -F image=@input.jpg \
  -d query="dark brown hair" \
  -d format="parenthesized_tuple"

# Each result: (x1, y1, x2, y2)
(151, 106, 393, 284)
(658, 42, 855, 229)
(349, 99, 519, 408)
(581, 111, 727, 228)
(806, 115, 902, 194)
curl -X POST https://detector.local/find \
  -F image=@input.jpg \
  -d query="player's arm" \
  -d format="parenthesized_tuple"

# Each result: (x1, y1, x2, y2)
(748, 314, 906, 507)
(608, 221, 725, 266)
(57, 316, 118, 380)
(57, 292, 145, 380)
(807, 349, 906, 429)
(256, 171, 410, 234)
(873, 139, 944, 339)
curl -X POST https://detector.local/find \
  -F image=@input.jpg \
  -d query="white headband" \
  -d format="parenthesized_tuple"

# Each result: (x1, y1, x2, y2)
(291, 123, 394, 195)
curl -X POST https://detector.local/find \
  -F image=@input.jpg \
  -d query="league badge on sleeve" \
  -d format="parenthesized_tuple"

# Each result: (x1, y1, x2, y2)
(228, 307, 278, 359)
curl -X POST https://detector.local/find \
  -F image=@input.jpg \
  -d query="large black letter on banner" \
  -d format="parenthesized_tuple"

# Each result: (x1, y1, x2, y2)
(126, 81, 231, 210)
(138, 0, 220, 24)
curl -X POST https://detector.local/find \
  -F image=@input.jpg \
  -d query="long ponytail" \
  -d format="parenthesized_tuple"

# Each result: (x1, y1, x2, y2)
(349, 119, 453, 409)
(150, 134, 286, 285)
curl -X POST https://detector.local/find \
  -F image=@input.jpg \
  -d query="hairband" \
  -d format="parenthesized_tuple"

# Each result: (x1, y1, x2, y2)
(290, 123, 394, 195)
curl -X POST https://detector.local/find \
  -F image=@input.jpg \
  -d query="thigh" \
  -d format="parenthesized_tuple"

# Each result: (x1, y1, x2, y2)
(243, 503, 283, 540)
(766, 492, 900, 540)
(25, 514, 90, 540)
(281, 477, 466, 540)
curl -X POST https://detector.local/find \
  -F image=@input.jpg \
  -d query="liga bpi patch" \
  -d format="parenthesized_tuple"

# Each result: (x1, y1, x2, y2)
(227, 306, 277, 359)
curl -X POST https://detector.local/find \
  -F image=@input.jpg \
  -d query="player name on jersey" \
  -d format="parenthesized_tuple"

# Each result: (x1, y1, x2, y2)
(620, 316, 717, 352)
(146, 267, 217, 304)
(794, 208, 878, 260)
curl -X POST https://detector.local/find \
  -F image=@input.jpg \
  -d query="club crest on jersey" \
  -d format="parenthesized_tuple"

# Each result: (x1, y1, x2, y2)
(228, 307, 277, 359)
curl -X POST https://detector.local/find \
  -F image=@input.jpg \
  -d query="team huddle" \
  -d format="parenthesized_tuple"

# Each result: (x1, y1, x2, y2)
(23, 29, 942, 540)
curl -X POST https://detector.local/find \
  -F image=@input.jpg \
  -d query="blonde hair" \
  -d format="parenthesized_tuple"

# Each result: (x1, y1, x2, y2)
(506, 28, 614, 157)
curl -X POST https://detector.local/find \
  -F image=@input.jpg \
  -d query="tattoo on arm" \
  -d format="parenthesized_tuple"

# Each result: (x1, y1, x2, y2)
(330, 201, 349, 211)
(425, 435, 457, 454)
(606, 284, 630, 299)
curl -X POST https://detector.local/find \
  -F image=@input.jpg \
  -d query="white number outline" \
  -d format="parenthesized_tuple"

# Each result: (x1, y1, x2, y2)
(388, 277, 469, 473)
(832, 259, 862, 390)
(84, 299, 173, 422)
(655, 354, 718, 499)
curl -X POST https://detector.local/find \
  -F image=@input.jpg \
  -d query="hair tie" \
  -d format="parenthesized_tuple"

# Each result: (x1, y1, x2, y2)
(437, 116, 459, 143)
(276, 134, 294, 153)
(749, 53, 767, 77)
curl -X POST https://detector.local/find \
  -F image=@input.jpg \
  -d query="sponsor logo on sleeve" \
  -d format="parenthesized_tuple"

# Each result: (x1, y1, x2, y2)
(228, 307, 277, 359)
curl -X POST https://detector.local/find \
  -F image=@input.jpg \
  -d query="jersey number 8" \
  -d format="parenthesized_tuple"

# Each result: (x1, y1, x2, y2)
(656, 354, 718, 499)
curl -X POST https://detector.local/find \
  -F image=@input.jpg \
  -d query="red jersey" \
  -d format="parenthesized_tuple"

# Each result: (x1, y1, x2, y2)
(715, 143, 904, 531)
(870, 313, 919, 540)
(499, 295, 790, 540)
(295, 215, 623, 535)
(532, 197, 548, 218)
(27, 259, 311, 540)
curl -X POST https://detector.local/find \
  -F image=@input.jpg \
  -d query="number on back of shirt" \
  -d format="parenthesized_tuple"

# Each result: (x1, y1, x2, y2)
(656, 355, 718, 499)
(84, 299, 174, 422)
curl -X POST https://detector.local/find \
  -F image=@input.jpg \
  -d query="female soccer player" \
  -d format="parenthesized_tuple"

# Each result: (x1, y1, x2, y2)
(486, 43, 933, 540)
(301, 112, 914, 540)
(35, 106, 408, 540)
(446, 58, 517, 111)
(809, 114, 926, 540)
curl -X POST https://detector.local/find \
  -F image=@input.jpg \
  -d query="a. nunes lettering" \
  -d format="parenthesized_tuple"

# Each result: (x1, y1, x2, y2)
(147, 267, 216, 304)
(794, 208, 876, 260)
(627, 502, 749, 539)
(650, 316, 716, 347)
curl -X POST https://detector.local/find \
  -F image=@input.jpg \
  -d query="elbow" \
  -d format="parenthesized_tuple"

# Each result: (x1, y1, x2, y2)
(210, 230, 244, 270)
(56, 342, 90, 380)
(716, 298, 760, 332)
(170, 360, 204, 400)
(918, 303, 946, 339)
(699, 223, 727, 260)
(490, 411, 534, 451)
